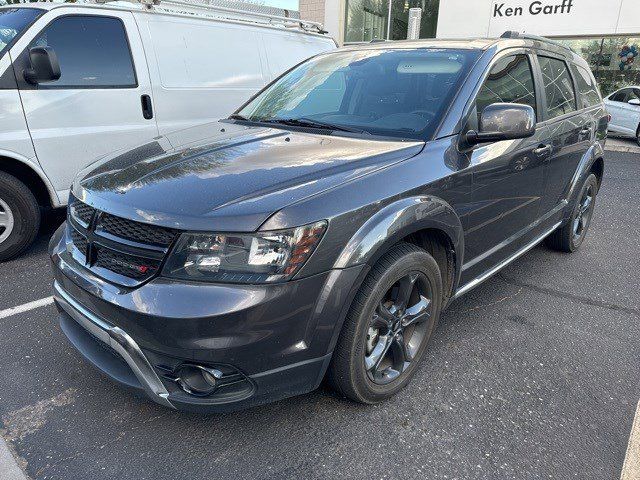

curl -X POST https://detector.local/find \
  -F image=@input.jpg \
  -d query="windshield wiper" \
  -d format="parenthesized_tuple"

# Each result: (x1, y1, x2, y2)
(258, 117, 371, 135)
(227, 113, 249, 121)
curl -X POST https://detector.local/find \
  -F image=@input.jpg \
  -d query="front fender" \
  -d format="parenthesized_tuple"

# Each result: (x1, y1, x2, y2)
(333, 195, 464, 283)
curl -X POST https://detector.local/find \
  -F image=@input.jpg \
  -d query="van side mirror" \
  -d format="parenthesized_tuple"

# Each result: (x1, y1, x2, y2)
(465, 103, 536, 145)
(23, 46, 61, 85)
(628, 98, 640, 106)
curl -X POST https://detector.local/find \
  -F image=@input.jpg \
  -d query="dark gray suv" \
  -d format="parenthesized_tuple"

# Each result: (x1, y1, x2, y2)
(50, 33, 608, 412)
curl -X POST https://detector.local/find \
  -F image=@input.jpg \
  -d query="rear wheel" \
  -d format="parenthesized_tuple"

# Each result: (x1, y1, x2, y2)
(0, 172, 40, 262)
(328, 243, 443, 403)
(545, 173, 598, 253)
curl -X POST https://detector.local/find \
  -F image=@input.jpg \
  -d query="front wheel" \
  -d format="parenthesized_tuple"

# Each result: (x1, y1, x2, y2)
(545, 173, 598, 253)
(0, 172, 40, 262)
(328, 243, 443, 404)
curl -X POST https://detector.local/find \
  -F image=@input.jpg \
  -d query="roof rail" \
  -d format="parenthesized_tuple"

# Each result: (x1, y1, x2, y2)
(500, 30, 572, 52)
(91, 0, 328, 34)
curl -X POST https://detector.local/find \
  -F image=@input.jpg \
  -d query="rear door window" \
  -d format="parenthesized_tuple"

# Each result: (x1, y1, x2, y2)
(30, 15, 136, 88)
(569, 64, 601, 108)
(538, 56, 577, 119)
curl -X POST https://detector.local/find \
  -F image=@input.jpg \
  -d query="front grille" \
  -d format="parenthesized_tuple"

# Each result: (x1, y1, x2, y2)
(70, 228, 87, 254)
(68, 198, 176, 286)
(98, 213, 176, 247)
(70, 201, 96, 226)
(94, 248, 161, 280)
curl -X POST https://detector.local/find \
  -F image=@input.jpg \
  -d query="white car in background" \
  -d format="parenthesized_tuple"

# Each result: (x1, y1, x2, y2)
(604, 86, 640, 145)
(0, 1, 335, 260)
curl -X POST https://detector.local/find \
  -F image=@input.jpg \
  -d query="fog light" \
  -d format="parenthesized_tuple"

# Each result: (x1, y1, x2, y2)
(175, 364, 223, 397)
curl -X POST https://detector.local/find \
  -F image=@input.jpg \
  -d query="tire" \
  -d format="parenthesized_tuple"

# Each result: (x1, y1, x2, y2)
(636, 130, 640, 147)
(328, 242, 443, 404)
(545, 173, 598, 253)
(0, 171, 40, 262)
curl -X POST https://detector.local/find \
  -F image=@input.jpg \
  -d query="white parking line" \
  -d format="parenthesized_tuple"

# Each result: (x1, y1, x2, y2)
(0, 297, 54, 320)
(622, 400, 640, 480)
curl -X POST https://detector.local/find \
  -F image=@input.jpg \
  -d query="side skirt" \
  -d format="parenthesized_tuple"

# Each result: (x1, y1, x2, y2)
(453, 220, 561, 299)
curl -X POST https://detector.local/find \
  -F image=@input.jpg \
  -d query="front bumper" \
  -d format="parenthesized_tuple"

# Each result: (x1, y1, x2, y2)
(50, 224, 366, 412)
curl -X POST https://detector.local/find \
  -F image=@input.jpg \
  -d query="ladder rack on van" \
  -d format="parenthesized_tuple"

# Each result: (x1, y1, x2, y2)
(92, 0, 328, 34)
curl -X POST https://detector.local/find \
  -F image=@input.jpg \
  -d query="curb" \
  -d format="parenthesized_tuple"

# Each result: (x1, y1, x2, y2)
(605, 145, 640, 154)
(0, 436, 28, 480)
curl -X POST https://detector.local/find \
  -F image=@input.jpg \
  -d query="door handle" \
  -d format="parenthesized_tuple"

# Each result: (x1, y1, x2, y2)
(141, 94, 153, 120)
(533, 144, 552, 158)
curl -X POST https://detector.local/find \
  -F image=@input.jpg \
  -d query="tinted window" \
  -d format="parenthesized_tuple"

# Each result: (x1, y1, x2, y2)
(0, 8, 43, 58)
(610, 89, 628, 102)
(476, 54, 537, 120)
(538, 56, 577, 119)
(31, 16, 136, 87)
(569, 64, 601, 108)
(238, 48, 481, 141)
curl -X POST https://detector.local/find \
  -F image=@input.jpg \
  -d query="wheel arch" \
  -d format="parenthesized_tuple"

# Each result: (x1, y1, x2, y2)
(0, 154, 57, 208)
(564, 142, 604, 219)
(333, 196, 464, 302)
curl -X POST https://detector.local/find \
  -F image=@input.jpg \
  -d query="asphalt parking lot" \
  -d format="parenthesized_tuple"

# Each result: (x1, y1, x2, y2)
(0, 150, 638, 480)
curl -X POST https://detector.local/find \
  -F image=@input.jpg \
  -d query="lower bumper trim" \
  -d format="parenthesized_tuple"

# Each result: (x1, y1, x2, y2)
(53, 280, 175, 409)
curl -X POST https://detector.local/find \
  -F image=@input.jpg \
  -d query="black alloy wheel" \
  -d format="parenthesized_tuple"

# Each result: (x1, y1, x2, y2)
(364, 272, 432, 385)
(328, 242, 443, 404)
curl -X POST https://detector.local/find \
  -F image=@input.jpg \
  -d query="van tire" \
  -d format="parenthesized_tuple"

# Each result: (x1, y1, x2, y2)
(0, 172, 40, 262)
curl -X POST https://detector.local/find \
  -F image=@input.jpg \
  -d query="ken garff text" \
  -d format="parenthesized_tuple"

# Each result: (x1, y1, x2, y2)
(493, 0, 574, 17)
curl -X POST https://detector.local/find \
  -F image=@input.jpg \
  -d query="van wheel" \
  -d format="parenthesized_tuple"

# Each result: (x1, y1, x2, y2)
(0, 172, 40, 262)
(328, 243, 442, 404)
(545, 173, 598, 253)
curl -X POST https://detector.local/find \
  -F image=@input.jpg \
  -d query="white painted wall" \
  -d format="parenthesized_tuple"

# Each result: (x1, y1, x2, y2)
(437, 0, 640, 38)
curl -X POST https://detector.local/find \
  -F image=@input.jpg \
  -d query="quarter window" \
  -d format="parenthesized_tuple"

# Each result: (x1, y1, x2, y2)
(569, 64, 601, 108)
(30, 16, 136, 88)
(476, 54, 537, 120)
(538, 56, 577, 119)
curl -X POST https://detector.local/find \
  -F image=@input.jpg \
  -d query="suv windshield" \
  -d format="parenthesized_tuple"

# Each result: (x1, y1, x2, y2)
(0, 8, 43, 58)
(237, 48, 480, 140)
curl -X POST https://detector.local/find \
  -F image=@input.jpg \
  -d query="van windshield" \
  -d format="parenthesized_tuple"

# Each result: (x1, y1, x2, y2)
(237, 48, 480, 141)
(0, 8, 43, 58)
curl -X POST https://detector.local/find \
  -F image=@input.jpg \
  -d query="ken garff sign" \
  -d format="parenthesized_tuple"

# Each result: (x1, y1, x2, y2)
(492, 0, 574, 17)
(486, 0, 627, 37)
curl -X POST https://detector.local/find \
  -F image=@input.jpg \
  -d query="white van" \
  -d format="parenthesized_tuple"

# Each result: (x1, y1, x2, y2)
(0, 0, 335, 260)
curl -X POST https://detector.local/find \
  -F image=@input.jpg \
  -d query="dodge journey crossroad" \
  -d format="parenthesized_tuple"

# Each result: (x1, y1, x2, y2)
(50, 33, 608, 412)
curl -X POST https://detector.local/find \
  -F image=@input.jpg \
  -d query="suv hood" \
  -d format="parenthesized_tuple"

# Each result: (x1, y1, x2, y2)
(74, 122, 424, 232)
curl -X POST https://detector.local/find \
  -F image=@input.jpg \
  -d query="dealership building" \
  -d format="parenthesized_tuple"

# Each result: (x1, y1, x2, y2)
(298, 0, 640, 94)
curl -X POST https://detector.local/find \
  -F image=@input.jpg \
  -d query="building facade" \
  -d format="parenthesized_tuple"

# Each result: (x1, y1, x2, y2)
(300, 0, 640, 94)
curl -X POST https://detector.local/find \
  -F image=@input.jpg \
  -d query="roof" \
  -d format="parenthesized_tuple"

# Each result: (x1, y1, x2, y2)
(338, 35, 588, 65)
(0, 0, 330, 38)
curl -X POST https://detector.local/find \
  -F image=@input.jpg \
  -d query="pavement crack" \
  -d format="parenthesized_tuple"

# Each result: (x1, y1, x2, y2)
(457, 287, 524, 313)
(498, 275, 640, 317)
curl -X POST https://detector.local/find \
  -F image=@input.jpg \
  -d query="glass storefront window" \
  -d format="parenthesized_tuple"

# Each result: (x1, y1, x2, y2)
(559, 37, 640, 96)
(344, 0, 389, 42)
(344, 0, 440, 43)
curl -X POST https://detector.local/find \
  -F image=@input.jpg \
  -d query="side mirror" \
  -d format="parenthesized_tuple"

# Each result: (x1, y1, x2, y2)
(628, 98, 640, 106)
(23, 46, 61, 85)
(465, 103, 536, 145)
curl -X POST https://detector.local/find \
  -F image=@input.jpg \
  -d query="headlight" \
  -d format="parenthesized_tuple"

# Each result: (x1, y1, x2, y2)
(162, 221, 327, 283)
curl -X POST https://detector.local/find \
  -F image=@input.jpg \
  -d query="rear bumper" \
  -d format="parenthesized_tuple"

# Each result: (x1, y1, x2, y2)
(50, 224, 366, 412)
